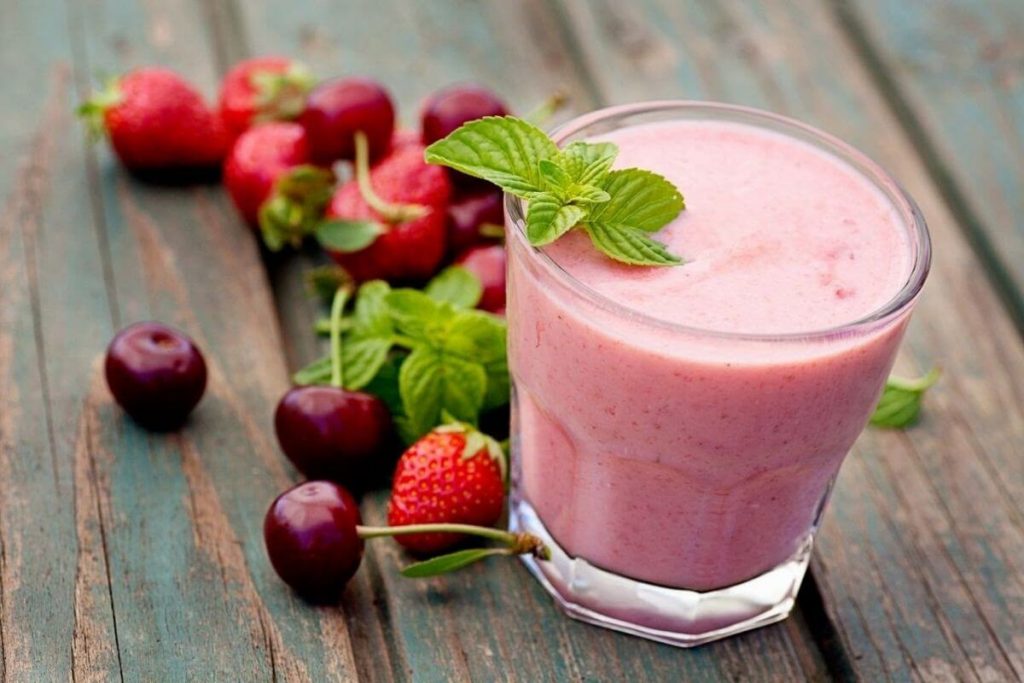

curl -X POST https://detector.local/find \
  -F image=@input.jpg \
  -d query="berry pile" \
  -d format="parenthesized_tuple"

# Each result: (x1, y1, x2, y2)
(80, 63, 509, 284)
(83, 57, 552, 603)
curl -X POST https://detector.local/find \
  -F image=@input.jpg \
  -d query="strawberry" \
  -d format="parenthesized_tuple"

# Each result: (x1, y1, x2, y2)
(323, 140, 450, 282)
(386, 128, 422, 154)
(78, 68, 228, 171)
(223, 122, 333, 249)
(218, 56, 314, 141)
(387, 424, 506, 555)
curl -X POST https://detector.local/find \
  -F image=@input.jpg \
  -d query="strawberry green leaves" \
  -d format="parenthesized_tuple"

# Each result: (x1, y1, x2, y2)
(315, 219, 385, 253)
(425, 115, 686, 266)
(296, 267, 508, 443)
(260, 165, 336, 251)
(870, 368, 940, 428)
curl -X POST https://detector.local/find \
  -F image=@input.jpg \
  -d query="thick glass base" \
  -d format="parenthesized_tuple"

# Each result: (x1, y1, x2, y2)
(509, 498, 813, 648)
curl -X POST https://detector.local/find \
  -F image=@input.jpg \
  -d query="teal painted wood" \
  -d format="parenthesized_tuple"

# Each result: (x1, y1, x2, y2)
(222, 1, 827, 681)
(0, 1, 119, 680)
(557, 0, 1024, 679)
(0, 0, 363, 680)
(68, 1, 366, 679)
(3, 0, 1020, 680)
(840, 0, 1024, 328)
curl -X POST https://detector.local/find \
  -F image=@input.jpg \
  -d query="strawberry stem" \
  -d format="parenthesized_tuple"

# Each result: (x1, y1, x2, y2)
(354, 131, 428, 223)
(251, 61, 315, 123)
(329, 286, 348, 388)
(76, 77, 123, 140)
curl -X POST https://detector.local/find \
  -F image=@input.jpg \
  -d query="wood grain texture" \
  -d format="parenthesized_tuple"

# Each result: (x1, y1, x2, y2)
(2, 0, 1021, 680)
(0, 0, 362, 679)
(223, 1, 827, 681)
(838, 0, 1024, 330)
(557, 0, 1024, 680)
(0, 2, 116, 679)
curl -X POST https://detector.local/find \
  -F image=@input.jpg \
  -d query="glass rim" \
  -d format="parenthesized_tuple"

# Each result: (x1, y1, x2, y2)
(505, 100, 932, 342)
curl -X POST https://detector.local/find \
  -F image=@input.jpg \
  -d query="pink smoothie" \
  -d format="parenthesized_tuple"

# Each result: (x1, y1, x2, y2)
(508, 119, 915, 591)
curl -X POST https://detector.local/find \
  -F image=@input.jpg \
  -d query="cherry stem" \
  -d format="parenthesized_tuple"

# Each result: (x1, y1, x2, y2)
(329, 286, 348, 388)
(524, 90, 569, 128)
(356, 524, 551, 559)
(354, 131, 428, 224)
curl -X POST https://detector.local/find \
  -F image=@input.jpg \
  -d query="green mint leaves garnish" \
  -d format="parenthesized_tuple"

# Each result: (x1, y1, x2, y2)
(870, 368, 940, 429)
(295, 267, 507, 443)
(424, 116, 685, 266)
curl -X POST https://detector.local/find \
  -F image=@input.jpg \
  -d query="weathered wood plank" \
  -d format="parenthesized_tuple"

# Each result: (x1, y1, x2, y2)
(0, 0, 362, 679)
(557, 0, 1024, 680)
(224, 1, 828, 680)
(838, 0, 1024, 329)
(0, 1, 119, 680)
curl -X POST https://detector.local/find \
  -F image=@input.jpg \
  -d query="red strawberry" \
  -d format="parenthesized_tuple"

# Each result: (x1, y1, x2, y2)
(218, 56, 314, 141)
(78, 68, 228, 171)
(387, 128, 422, 154)
(324, 141, 450, 282)
(223, 122, 333, 249)
(387, 424, 506, 555)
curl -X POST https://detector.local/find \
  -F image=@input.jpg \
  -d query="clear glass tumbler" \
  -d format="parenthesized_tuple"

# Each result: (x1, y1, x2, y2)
(505, 101, 931, 647)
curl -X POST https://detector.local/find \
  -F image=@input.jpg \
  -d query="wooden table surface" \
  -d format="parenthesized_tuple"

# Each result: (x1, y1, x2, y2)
(2, 0, 1022, 680)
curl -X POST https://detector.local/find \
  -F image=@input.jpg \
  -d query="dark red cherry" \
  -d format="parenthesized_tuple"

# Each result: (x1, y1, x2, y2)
(104, 321, 207, 431)
(457, 244, 506, 313)
(446, 189, 504, 256)
(274, 386, 391, 485)
(421, 84, 509, 190)
(300, 77, 395, 163)
(421, 84, 509, 144)
(263, 481, 364, 602)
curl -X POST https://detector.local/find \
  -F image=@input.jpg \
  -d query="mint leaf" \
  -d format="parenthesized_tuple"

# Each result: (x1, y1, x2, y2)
(558, 141, 617, 186)
(293, 356, 332, 386)
(387, 290, 447, 344)
(870, 368, 940, 428)
(350, 281, 392, 338)
(445, 311, 509, 411)
(364, 353, 404, 416)
(569, 184, 611, 204)
(538, 158, 573, 191)
(316, 219, 385, 253)
(481, 354, 510, 411)
(425, 266, 483, 310)
(424, 116, 558, 196)
(445, 310, 506, 362)
(527, 194, 587, 246)
(425, 116, 686, 267)
(585, 222, 682, 266)
(342, 338, 392, 390)
(398, 347, 486, 441)
(397, 348, 444, 438)
(590, 169, 685, 233)
(401, 548, 509, 577)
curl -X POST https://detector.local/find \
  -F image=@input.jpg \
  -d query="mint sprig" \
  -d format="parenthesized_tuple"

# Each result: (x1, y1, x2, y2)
(295, 267, 508, 443)
(870, 368, 940, 429)
(425, 116, 685, 266)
